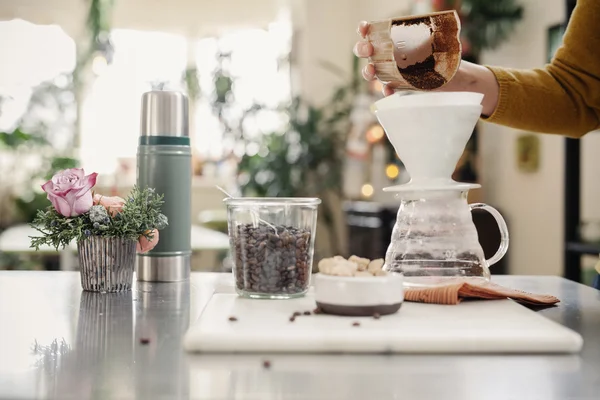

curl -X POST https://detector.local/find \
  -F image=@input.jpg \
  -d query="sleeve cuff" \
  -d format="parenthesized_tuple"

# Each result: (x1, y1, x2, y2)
(480, 66, 511, 123)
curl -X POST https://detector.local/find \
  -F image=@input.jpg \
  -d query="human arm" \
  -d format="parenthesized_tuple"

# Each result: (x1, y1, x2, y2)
(354, 0, 600, 138)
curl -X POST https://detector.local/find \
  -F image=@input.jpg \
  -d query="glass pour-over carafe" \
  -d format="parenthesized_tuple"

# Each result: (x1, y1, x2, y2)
(374, 91, 510, 287)
(385, 189, 508, 286)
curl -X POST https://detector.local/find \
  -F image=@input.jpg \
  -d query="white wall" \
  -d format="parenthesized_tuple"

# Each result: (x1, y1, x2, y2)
(480, 0, 600, 276)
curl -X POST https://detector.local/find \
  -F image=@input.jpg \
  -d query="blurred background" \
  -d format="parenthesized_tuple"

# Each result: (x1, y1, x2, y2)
(0, 0, 598, 285)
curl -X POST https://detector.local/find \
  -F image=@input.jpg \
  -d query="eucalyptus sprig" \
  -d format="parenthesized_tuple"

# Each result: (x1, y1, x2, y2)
(30, 186, 168, 251)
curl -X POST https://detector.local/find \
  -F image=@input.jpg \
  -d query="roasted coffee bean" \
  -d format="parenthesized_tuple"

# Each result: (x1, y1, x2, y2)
(303, 311, 311, 316)
(373, 313, 381, 320)
(352, 322, 361, 327)
(233, 223, 312, 295)
(228, 316, 238, 322)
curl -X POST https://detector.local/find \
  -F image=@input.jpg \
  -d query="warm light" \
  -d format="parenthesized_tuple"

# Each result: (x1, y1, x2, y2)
(92, 55, 108, 75)
(386, 164, 399, 179)
(366, 124, 385, 144)
(361, 183, 374, 198)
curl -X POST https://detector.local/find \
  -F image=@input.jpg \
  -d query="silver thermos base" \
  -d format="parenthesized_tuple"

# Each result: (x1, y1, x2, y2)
(136, 255, 190, 282)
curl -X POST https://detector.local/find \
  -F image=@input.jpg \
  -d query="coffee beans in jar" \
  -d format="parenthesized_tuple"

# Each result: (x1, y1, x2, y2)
(232, 223, 312, 298)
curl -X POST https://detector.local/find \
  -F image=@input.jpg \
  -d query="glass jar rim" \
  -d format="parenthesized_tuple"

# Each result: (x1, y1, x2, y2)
(223, 197, 322, 206)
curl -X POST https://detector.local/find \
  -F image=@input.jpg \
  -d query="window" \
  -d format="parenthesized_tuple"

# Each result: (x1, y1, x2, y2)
(0, 19, 76, 199)
(0, 16, 292, 180)
(80, 29, 187, 176)
(80, 16, 292, 179)
(0, 19, 75, 137)
(194, 18, 292, 160)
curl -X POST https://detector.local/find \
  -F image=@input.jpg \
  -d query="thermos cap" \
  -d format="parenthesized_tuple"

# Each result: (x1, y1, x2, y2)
(140, 90, 189, 137)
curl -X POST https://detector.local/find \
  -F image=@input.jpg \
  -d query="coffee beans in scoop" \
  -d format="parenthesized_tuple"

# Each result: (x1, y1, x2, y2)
(233, 223, 312, 295)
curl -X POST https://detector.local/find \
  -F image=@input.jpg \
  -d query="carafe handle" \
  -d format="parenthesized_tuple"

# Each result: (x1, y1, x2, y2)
(469, 203, 509, 267)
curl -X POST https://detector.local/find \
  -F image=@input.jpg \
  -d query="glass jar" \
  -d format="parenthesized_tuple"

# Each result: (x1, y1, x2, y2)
(384, 189, 509, 287)
(224, 197, 321, 299)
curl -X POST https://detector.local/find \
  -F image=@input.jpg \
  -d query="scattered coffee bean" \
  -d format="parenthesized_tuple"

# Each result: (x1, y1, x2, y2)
(228, 316, 238, 322)
(293, 311, 301, 317)
(289, 316, 296, 322)
(352, 322, 361, 327)
(303, 311, 311, 316)
(313, 307, 323, 314)
(373, 313, 381, 319)
(140, 338, 150, 344)
(233, 224, 312, 295)
(263, 360, 271, 369)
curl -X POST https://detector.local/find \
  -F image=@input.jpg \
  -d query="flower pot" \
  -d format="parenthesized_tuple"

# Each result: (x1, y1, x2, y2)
(77, 236, 137, 293)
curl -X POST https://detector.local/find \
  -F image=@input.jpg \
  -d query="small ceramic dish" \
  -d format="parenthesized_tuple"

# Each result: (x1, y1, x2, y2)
(313, 273, 404, 316)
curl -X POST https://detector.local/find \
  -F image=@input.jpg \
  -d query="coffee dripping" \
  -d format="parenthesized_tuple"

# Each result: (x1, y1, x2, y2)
(373, 92, 509, 287)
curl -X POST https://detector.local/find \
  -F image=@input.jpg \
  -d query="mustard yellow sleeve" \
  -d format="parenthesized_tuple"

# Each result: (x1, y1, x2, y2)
(481, 0, 600, 138)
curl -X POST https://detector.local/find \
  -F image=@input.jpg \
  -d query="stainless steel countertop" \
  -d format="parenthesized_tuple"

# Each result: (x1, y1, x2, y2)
(0, 271, 598, 400)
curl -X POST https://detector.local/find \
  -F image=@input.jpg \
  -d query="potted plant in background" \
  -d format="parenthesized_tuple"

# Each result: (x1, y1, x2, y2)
(29, 168, 168, 292)
(194, 51, 364, 261)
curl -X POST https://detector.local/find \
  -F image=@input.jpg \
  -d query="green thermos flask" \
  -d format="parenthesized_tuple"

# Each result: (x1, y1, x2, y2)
(136, 90, 192, 281)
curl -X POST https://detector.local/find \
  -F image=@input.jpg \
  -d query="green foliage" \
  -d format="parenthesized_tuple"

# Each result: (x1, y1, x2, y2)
(464, 0, 523, 53)
(183, 67, 201, 102)
(203, 48, 362, 255)
(238, 55, 362, 198)
(0, 127, 46, 149)
(14, 195, 55, 225)
(435, 0, 523, 54)
(86, 0, 114, 40)
(239, 99, 339, 197)
(0, 0, 113, 270)
(29, 187, 167, 251)
(214, 72, 234, 105)
(46, 158, 80, 180)
(460, 0, 524, 54)
(0, 252, 40, 271)
(235, 56, 362, 256)
(78, 0, 115, 74)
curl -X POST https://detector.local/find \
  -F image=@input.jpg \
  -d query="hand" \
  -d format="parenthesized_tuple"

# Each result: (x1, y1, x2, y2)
(353, 21, 499, 116)
(353, 22, 397, 96)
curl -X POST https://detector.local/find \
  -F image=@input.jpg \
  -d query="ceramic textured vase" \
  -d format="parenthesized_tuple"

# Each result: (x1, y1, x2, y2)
(77, 236, 137, 293)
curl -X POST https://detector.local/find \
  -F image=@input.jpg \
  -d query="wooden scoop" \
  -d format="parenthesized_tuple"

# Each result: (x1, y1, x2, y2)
(367, 10, 462, 91)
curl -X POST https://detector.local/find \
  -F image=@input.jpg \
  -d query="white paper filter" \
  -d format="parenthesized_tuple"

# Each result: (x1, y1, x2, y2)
(374, 91, 484, 111)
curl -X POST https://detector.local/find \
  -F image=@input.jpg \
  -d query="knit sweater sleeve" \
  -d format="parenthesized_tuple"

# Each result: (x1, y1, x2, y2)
(481, 0, 600, 138)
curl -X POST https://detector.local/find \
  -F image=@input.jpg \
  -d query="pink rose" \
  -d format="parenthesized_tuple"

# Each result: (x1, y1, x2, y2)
(42, 169, 98, 217)
(137, 229, 159, 253)
(93, 194, 126, 217)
